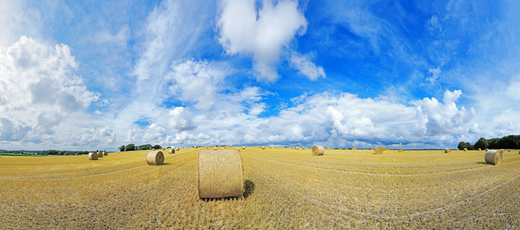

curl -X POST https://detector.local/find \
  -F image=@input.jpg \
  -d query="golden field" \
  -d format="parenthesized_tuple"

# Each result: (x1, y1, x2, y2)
(1, 147, 520, 229)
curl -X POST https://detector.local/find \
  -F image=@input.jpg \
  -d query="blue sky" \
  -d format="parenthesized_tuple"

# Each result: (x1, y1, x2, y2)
(1, 0, 519, 150)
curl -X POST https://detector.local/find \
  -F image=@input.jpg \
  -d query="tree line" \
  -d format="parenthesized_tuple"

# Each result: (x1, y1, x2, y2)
(458, 135, 520, 150)
(0, 150, 94, 156)
(118, 144, 163, 152)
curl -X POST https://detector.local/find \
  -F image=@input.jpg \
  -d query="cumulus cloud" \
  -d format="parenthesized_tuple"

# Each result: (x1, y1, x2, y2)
(0, 36, 98, 141)
(169, 107, 195, 131)
(168, 59, 232, 111)
(125, 123, 167, 145)
(290, 52, 326, 80)
(217, 0, 308, 81)
(161, 89, 474, 149)
(469, 123, 481, 134)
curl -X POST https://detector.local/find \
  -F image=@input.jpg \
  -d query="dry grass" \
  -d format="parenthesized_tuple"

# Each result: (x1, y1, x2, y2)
(1, 148, 519, 229)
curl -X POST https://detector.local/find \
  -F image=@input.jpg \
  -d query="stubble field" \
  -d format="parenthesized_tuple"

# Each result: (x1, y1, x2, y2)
(1, 147, 519, 229)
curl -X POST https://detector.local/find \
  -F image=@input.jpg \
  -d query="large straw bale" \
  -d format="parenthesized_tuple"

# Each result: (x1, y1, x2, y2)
(103, 151, 108, 156)
(176, 147, 180, 151)
(198, 150, 243, 199)
(485, 150, 502, 165)
(97, 152, 103, 158)
(398, 148, 403, 152)
(375, 147, 384, 154)
(444, 148, 451, 153)
(146, 151, 164, 165)
(312, 146, 325, 156)
(88, 152, 98, 160)
(169, 148, 175, 154)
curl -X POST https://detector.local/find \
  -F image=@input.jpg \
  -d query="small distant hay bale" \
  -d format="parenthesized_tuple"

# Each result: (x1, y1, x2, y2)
(478, 148, 481, 151)
(352, 148, 356, 151)
(398, 148, 403, 152)
(508, 149, 511, 152)
(198, 150, 243, 199)
(485, 150, 502, 165)
(88, 152, 98, 160)
(463, 148, 467, 151)
(103, 151, 108, 156)
(97, 152, 103, 158)
(295, 147, 300, 150)
(169, 148, 175, 154)
(385, 147, 389, 150)
(326, 147, 330, 150)
(444, 148, 451, 153)
(486, 148, 489, 151)
(312, 146, 325, 156)
(214, 147, 218, 150)
(152, 148, 155, 151)
(374, 147, 384, 154)
(146, 151, 164, 165)
(176, 147, 180, 151)
(301, 147, 306, 150)
(261, 146, 266, 150)
(241, 146, 246, 149)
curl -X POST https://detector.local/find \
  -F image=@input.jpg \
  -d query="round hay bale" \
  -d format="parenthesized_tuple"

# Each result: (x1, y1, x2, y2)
(261, 146, 266, 150)
(146, 151, 164, 165)
(508, 149, 511, 152)
(444, 148, 451, 153)
(301, 147, 305, 150)
(385, 147, 389, 150)
(375, 147, 384, 154)
(88, 152, 98, 160)
(352, 148, 356, 151)
(398, 148, 403, 152)
(463, 148, 467, 151)
(295, 147, 300, 150)
(152, 148, 155, 151)
(214, 147, 218, 150)
(97, 152, 103, 158)
(242, 146, 246, 149)
(198, 150, 243, 199)
(485, 150, 502, 165)
(176, 147, 180, 151)
(312, 146, 325, 156)
(103, 151, 108, 156)
(478, 148, 481, 151)
(169, 148, 175, 154)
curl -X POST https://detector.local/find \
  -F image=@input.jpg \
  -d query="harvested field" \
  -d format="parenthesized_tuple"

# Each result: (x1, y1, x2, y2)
(0, 148, 519, 229)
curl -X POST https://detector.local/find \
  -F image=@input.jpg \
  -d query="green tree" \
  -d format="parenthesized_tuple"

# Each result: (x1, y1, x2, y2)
(153, 145, 162, 149)
(457, 142, 467, 150)
(126, 144, 135, 151)
(474, 137, 489, 150)
(118, 145, 125, 152)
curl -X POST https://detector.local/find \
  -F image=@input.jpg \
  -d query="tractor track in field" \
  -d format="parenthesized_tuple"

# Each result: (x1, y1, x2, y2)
(247, 163, 520, 223)
(0, 151, 197, 180)
(245, 150, 520, 170)
(244, 152, 520, 176)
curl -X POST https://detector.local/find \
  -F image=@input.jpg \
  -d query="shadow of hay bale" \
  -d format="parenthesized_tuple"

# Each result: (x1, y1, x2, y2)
(243, 179, 255, 198)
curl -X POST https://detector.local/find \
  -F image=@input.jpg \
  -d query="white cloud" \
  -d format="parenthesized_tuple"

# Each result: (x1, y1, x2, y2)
(469, 123, 481, 134)
(290, 52, 326, 81)
(91, 25, 130, 47)
(426, 67, 441, 85)
(217, 0, 308, 81)
(169, 107, 195, 131)
(168, 59, 232, 111)
(0, 36, 98, 142)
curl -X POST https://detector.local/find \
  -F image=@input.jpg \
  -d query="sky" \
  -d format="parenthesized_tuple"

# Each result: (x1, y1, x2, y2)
(0, 0, 519, 151)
